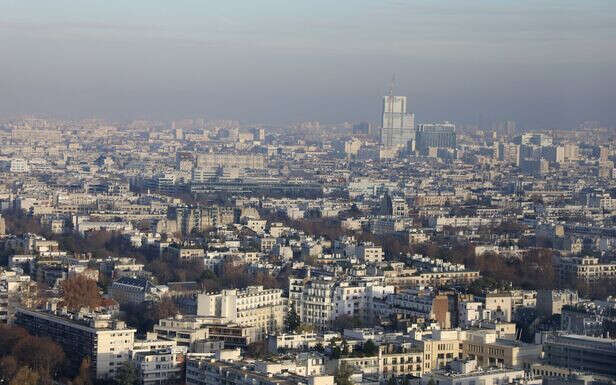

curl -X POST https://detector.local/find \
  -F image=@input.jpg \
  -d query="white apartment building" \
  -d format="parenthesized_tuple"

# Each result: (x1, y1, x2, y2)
(268, 332, 320, 352)
(10, 158, 30, 173)
(485, 292, 513, 322)
(15, 306, 136, 380)
(357, 243, 385, 263)
(197, 286, 285, 340)
(289, 275, 394, 329)
(133, 346, 187, 385)
(458, 301, 492, 328)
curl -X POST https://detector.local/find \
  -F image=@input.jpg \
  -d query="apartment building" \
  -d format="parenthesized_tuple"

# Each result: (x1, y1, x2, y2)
(537, 290, 579, 317)
(268, 332, 319, 352)
(417, 329, 465, 371)
(132, 346, 187, 385)
(385, 287, 457, 329)
(110, 276, 156, 305)
(379, 344, 424, 378)
(356, 243, 385, 263)
(153, 315, 256, 349)
(554, 256, 616, 283)
(0, 269, 33, 323)
(462, 330, 541, 369)
(485, 292, 514, 322)
(289, 275, 394, 329)
(186, 354, 334, 385)
(543, 334, 616, 377)
(197, 286, 285, 340)
(421, 359, 527, 385)
(14, 306, 136, 380)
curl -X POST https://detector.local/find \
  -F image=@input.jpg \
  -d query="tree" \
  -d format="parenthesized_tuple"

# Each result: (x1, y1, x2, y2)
(71, 357, 93, 385)
(362, 340, 378, 356)
(0, 325, 29, 356)
(12, 336, 65, 379)
(59, 275, 105, 311)
(114, 362, 138, 385)
(333, 363, 353, 385)
(332, 315, 363, 331)
(244, 341, 267, 359)
(285, 306, 301, 332)
(149, 297, 178, 321)
(0, 356, 18, 383)
(9, 366, 39, 385)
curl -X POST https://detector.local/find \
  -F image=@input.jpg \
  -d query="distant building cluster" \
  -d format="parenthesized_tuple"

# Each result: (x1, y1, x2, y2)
(0, 113, 615, 385)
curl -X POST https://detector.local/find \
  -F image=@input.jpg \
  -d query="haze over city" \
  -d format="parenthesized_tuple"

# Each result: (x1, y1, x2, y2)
(2, 2, 616, 385)
(2, 0, 615, 128)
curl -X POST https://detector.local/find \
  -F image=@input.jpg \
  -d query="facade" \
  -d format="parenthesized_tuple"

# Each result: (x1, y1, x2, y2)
(110, 276, 154, 305)
(537, 290, 580, 317)
(461, 330, 541, 369)
(186, 354, 334, 385)
(14, 306, 136, 380)
(133, 346, 186, 385)
(485, 292, 513, 322)
(380, 95, 415, 148)
(543, 334, 616, 377)
(357, 244, 385, 263)
(154, 315, 256, 349)
(197, 286, 284, 341)
(416, 122, 456, 153)
(268, 332, 320, 352)
(554, 256, 616, 283)
(289, 276, 393, 329)
(421, 360, 526, 385)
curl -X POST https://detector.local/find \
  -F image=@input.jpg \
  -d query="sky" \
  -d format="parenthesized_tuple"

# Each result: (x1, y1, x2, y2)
(1, 0, 615, 128)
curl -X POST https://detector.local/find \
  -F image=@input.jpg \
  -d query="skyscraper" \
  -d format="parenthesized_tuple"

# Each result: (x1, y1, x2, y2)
(416, 122, 457, 153)
(380, 95, 415, 148)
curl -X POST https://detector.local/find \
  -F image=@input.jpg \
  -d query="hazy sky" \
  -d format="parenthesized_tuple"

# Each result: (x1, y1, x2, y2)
(1, 0, 615, 128)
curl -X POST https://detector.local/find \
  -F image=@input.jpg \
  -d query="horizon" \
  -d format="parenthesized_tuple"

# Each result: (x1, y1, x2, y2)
(1, 0, 615, 129)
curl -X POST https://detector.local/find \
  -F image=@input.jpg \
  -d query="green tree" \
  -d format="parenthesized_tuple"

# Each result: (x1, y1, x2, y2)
(362, 340, 378, 356)
(334, 363, 353, 385)
(285, 306, 301, 332)
(114, 362, 138, 385)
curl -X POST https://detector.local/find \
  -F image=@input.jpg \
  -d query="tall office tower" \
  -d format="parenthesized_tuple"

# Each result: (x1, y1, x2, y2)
(380, 95, 415, 148)
(416, 122, 457, 153)
(599, 146, 609, 162)
(353, 121, 372, 135)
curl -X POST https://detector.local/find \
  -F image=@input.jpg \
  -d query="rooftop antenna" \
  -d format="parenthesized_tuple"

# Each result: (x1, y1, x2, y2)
(388, 74, 396, 97)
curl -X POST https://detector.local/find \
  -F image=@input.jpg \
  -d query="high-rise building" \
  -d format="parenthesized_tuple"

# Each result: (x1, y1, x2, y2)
(15, 306, 136, 380)
(416, 122, 456, 153)
(380, 95, 415, 148)
(353, 122, 372, 135)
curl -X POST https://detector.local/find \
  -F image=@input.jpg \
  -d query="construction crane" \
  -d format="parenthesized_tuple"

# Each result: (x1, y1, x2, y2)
(386, 74, 396, 145)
